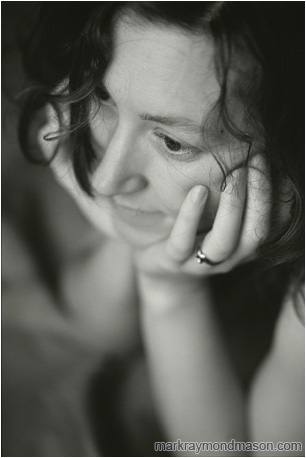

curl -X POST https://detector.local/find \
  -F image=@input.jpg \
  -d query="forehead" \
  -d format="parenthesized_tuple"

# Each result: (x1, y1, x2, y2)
(104, 17, 220, 123)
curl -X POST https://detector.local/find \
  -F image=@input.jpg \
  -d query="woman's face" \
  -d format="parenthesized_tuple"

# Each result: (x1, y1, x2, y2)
(49, 18, 247, 247)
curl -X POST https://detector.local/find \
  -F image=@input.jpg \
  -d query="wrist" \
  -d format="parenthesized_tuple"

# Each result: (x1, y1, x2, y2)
(137, 272, 212, 315)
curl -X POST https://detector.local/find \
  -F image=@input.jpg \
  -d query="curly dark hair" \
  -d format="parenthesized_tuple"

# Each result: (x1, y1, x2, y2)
(18, 2, 304, 276)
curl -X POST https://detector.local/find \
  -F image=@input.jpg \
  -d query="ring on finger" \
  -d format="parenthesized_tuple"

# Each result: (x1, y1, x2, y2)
(195, 248, 224, 266)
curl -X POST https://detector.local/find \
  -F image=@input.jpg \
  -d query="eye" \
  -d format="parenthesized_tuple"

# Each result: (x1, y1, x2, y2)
(93, 86, 117, 124)
(95, 86, 110, 102)
(163, 135, 182, 152)
(155, 130, 202, 161)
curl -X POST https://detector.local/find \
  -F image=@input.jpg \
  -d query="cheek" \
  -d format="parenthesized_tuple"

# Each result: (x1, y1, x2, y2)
(154, 158, 224, 225)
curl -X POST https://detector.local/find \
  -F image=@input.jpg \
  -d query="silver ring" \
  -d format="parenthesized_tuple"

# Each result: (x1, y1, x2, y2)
(196, 248, 223, 266)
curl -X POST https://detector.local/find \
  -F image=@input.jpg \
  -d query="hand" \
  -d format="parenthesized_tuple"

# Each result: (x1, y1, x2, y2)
(134, 154, 271, 282)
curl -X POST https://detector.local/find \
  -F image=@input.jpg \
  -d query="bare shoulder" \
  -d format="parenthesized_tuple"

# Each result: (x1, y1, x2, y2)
(248, 284, 305, 456)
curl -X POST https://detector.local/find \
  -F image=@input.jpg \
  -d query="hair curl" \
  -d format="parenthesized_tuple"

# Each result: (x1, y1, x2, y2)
(18, 2, 304, 278)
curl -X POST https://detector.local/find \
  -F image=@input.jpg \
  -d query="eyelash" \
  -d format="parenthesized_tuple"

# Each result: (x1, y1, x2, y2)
(155, 131, 202, 161)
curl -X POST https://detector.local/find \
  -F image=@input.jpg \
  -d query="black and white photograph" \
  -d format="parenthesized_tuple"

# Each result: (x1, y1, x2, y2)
(2, 2, 305, 457)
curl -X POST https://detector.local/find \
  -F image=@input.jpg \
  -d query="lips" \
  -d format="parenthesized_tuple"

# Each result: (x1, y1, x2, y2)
(112, 198, 162, 215)
(111, 198, 170, 229)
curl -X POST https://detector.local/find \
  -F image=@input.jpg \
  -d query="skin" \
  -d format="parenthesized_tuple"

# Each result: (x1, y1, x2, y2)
(46, 18, 255, 258)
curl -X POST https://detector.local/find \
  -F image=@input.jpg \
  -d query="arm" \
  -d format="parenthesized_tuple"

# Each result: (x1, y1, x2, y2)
(135, 156, 271, 455)
(248, 290, 305, 457)
(139, 276, 246, 455)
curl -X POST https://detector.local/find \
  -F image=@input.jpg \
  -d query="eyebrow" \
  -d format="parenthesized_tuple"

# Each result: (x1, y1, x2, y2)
(139, 113, 203, 134)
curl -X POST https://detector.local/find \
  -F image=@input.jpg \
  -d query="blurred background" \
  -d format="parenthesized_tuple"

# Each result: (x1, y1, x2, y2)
(2, 4, 109, 456)
(2, 4, 89, 456)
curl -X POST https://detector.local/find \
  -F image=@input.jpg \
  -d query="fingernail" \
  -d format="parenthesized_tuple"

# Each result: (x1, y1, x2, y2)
(191, 186, 208, 205)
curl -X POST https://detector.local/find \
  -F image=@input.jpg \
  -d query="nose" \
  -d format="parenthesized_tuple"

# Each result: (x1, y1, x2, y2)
(91, 122, 148, 197)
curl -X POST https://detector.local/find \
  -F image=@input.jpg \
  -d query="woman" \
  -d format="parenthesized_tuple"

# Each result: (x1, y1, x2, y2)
(3, 2, 304, 456)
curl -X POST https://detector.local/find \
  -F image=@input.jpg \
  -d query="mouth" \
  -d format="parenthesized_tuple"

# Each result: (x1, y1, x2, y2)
(112, 198, 163, 215)
(111, 199, 170, 228)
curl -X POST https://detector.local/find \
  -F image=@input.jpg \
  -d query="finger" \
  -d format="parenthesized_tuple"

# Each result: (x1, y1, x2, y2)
(166, 185, 208, 262)
(238, 154, 271, 252)
(200, 168, 247, 263)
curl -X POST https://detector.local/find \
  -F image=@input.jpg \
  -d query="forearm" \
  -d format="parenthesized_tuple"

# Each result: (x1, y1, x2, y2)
(138, 276, 246, 455)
